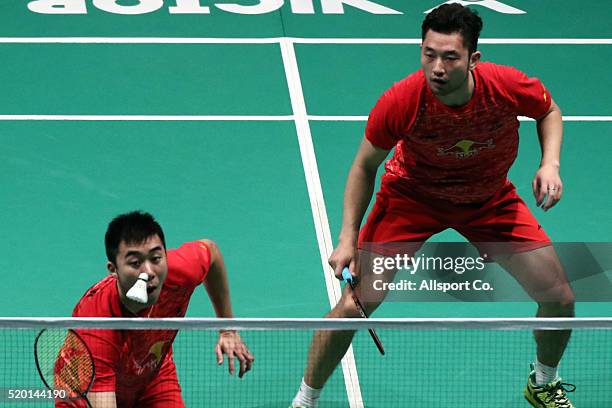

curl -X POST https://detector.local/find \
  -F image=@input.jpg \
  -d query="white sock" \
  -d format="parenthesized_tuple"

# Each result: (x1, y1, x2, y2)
(291, 378, 322, 407)
(535, 360, 559, 385)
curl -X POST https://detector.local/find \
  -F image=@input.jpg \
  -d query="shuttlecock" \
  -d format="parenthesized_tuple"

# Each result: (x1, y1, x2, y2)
(126, 273, 148, 303)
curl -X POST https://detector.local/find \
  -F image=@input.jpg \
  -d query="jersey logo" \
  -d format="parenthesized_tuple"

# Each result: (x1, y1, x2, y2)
(148, 341, 166, 365)
(437, 139, 495, 158)
(130, 340, 170, 375)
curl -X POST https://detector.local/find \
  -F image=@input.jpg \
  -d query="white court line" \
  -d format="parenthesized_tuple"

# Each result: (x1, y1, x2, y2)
(0, 115, 609, 122)
(0, 37, 610, 44)
(292, 38, 612, 45)
(541, 116, 612, 122)
(308, 116, 612, 122)
(0, 37, 282, 44)
(279, 38, 364, 408)
(308, 116, 369, 121)
(0, 115, 293, 121)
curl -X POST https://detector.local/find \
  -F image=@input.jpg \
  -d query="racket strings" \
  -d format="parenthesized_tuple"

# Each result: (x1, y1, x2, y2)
(36, 329, 94, 399)
(56, 352, 93, 396)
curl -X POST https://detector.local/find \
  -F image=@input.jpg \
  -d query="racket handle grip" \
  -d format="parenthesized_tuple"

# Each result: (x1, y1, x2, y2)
(341, 267, 352, 283)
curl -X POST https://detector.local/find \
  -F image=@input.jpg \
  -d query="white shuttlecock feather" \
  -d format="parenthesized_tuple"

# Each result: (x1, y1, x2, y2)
(126, 273, 149, 303)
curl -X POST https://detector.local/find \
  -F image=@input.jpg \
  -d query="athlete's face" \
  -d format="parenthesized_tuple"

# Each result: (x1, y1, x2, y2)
(421, 30, 480, 102)
(108, 234, 168, 311)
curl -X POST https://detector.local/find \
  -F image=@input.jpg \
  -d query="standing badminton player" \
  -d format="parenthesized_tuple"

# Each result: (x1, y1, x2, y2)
(291, 4, 575, 408)
(57, 211, 253, 407)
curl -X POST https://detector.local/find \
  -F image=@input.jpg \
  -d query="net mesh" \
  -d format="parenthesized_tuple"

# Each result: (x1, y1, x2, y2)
(1, 318, 610, 407)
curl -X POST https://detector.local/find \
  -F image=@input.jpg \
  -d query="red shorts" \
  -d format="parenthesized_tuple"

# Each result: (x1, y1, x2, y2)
(358, 175, 551, 257)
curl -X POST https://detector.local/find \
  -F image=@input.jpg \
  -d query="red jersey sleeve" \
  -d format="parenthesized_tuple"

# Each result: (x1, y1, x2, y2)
(166, 241, 211, 287)
(365, 72, 424, 149)
(498, 65, 552, 119)
(366, 87, 403, 149)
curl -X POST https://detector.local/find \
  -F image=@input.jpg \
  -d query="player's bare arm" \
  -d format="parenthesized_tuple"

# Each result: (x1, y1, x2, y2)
(533, 99, 563, 211)
(200, 239, 254, 378)
(329, 137, 390, 280)
(87, 392, 117, 408)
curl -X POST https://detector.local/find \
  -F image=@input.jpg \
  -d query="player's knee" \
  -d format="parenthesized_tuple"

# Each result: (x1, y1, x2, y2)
(539, 289, 575, 317)
(331, 294, 380, 318)
(556, 285, 575, 314)
(560, 290, 576, 316)
(329, 296, 360, 318)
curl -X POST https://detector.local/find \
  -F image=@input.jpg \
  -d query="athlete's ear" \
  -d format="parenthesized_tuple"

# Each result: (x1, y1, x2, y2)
(107, 261, 117, 276)
(469, 51, 481, 70)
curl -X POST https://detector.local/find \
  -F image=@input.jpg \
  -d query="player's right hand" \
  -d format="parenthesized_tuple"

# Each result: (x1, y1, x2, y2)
(329, 240, 359, 281)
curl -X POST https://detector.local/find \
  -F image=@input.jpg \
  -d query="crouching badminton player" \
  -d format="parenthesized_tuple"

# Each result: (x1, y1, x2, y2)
(55, 211, 253, 407)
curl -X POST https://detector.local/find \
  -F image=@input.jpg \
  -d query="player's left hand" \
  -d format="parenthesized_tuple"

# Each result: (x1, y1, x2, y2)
(532, 164, 563, 211)
(215, 330, 254, 378)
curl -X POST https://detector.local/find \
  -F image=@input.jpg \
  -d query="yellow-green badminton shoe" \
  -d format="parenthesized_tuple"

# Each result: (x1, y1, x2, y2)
(524, 364, 576, 407)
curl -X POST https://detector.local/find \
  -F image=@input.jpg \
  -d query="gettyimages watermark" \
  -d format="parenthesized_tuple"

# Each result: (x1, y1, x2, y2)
(357, 242, 612, 302)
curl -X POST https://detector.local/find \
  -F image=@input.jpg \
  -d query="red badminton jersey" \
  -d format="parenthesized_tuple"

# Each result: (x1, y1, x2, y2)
(366, 62, 552, 203)
(57, 241, 211, 406)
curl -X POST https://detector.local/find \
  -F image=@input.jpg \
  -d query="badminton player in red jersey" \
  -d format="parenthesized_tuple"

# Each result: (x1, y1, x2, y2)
(58, 211, 253, 408)
(292, 4, 575, 408)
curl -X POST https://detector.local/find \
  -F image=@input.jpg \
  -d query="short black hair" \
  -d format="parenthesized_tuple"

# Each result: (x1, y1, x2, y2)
(422, 3, 483, 54)
(105, 211, 166, 263)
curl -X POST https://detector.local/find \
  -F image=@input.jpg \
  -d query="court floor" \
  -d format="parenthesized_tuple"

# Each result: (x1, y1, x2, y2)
(0, 1, 610, 406)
